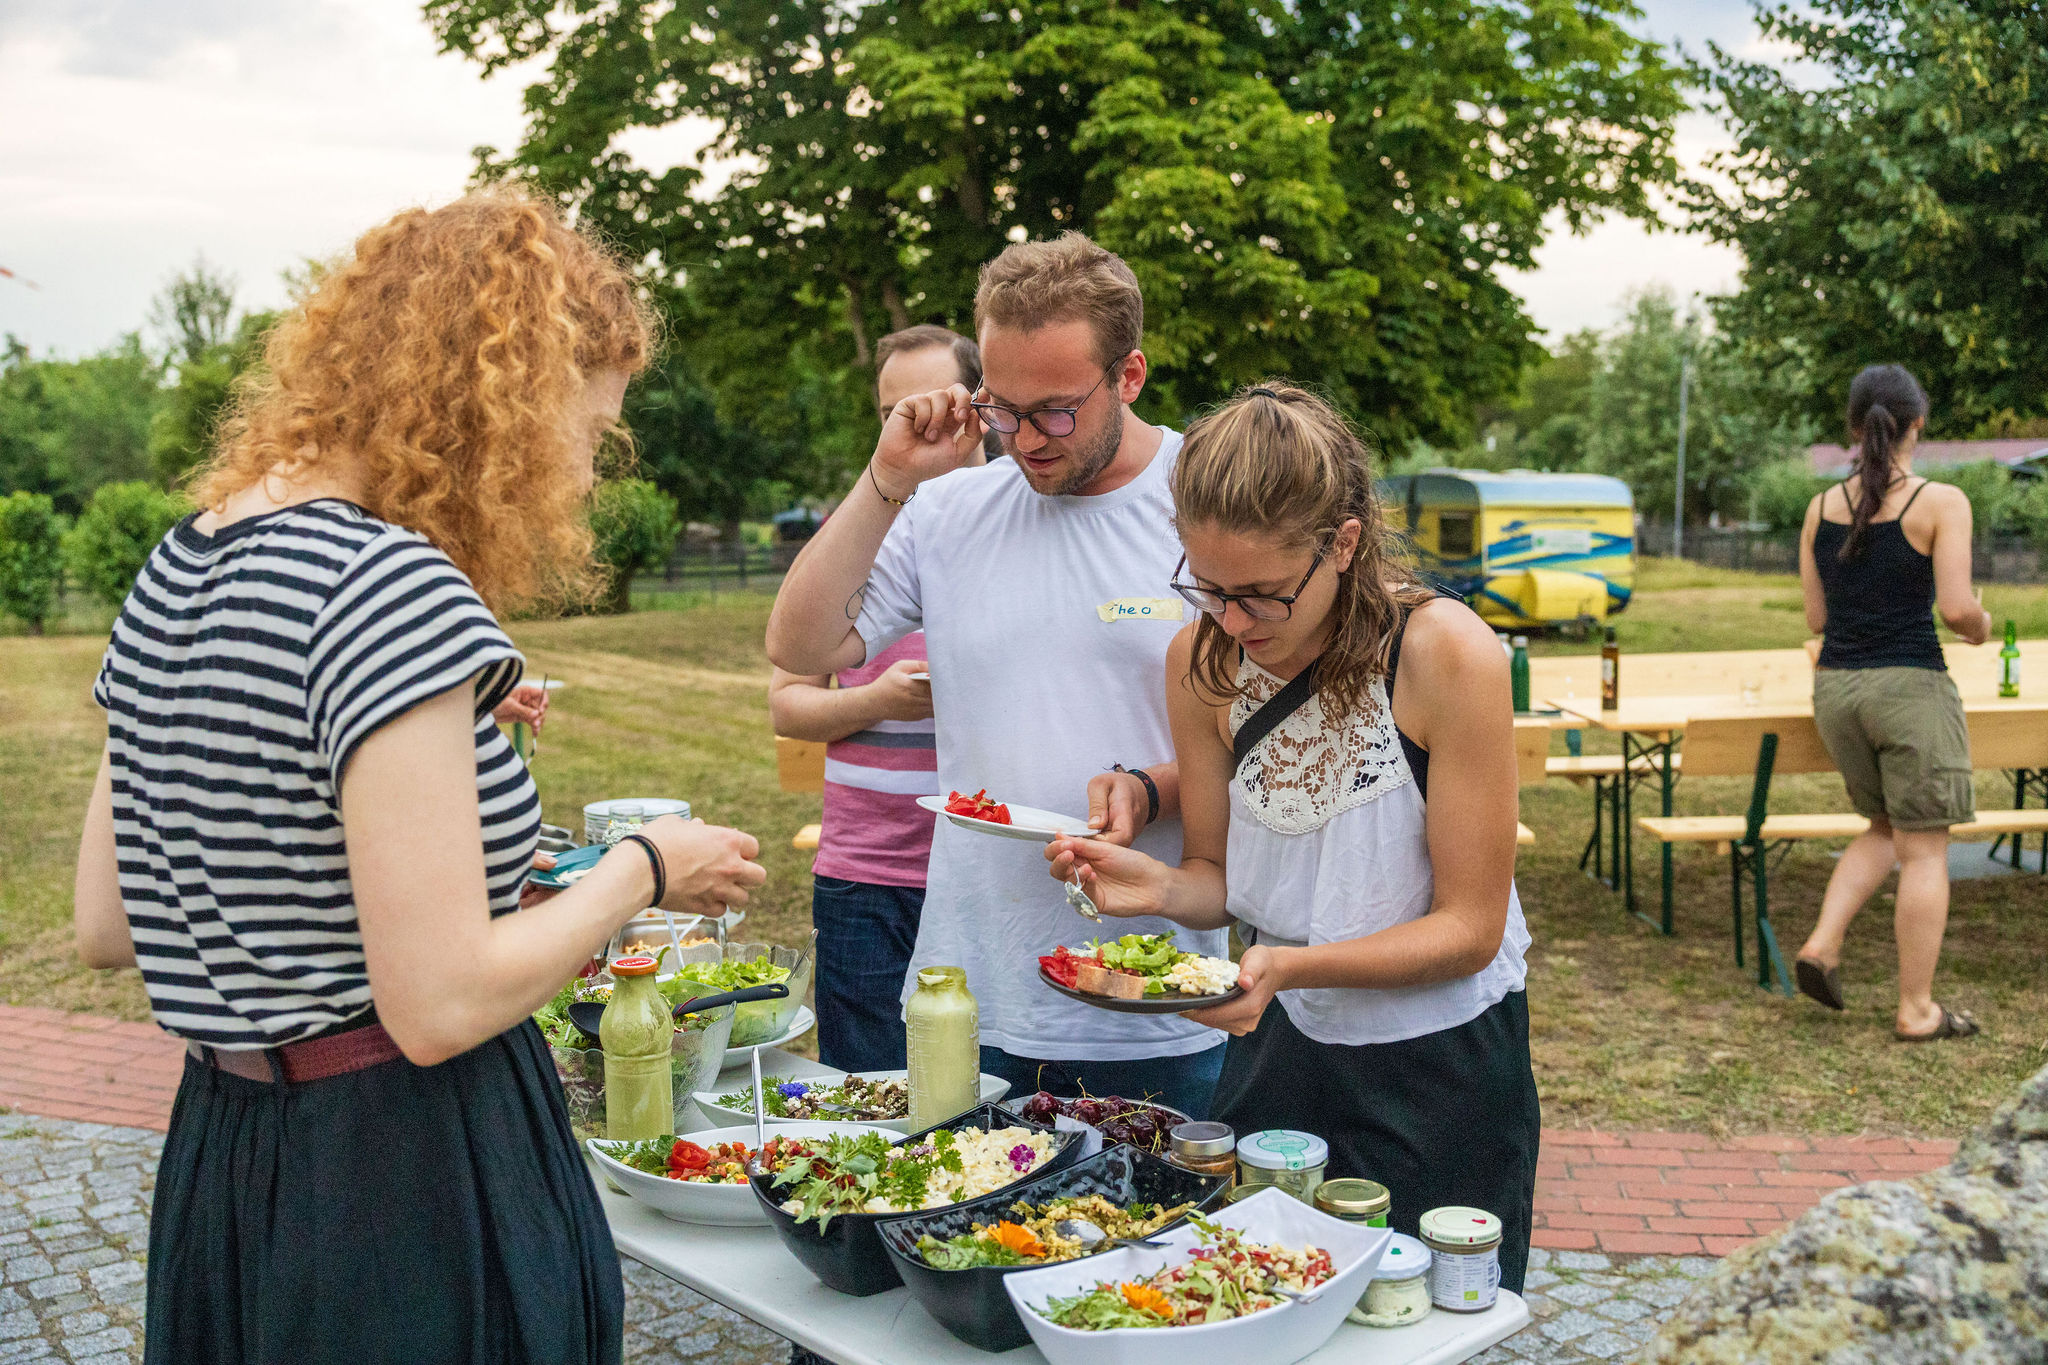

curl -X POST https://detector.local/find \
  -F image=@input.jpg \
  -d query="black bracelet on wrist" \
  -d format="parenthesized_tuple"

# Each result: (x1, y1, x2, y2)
(868, 462, 914, 507)
(620, 833, 666, 909)
(1113, 764, 1160, 826)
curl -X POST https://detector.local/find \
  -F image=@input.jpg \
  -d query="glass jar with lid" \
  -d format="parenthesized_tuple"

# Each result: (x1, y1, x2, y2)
(1235, 1130, 1329, 1203)
(1167, 1122, 1237, 1177)
(1313, 1177, 1391, 1227)
(1354, 1232, 1433, 1327)
(1420, 1206, 1503, 1313)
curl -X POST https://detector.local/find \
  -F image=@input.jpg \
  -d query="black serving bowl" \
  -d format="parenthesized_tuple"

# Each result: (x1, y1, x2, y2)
(749, 1102, 1084, 1297)
(874, 1144, 1233, 1352)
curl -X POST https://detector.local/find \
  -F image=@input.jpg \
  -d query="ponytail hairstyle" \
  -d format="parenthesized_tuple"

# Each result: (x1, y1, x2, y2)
(1841, 364, 1928, 560)
(1171, 382, 1435, 722)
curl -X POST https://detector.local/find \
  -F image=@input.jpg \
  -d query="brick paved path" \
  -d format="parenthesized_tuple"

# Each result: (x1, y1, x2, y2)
(1533, 1127, 1955, 1256)
(0, 1006, 1966, 1363)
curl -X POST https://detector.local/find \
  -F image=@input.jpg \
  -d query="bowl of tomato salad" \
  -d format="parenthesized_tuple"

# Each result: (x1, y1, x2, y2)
(587, 1122, 899, 1226)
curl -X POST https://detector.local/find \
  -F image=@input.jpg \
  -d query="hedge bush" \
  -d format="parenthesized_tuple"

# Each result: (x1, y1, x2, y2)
(0, 492, 65, 633)
(64, 481, 189, 609)
(589, 478, 681, 613)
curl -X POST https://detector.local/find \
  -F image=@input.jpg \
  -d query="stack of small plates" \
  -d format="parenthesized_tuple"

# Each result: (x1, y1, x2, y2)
(583, 797, 691, 845)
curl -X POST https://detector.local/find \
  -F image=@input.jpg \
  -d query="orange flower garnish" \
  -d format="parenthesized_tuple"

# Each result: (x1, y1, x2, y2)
(987, 1221, 1046, 1257)
(1120, 1282, 1172, 1317)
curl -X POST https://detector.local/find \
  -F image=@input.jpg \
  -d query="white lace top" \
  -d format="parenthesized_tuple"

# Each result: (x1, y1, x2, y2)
(1225, 656, 1530, 1046)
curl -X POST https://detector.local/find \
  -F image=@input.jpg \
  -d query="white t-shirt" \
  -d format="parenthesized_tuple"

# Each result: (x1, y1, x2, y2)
(856, 429, 1228, 1060)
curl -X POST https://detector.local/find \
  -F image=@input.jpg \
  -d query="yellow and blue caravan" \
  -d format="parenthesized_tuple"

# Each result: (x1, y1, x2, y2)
(1381, 469, 1635, 628)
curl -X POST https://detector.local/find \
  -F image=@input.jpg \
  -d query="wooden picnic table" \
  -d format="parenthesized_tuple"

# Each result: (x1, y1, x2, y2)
(1548, 693, 2048, 934)
(594, 1046, 1532, 1365)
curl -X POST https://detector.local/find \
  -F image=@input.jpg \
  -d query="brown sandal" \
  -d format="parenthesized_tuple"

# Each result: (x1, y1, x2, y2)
(1795, 958, 1845, 1012)
(1894, 1006, 1980, 1043)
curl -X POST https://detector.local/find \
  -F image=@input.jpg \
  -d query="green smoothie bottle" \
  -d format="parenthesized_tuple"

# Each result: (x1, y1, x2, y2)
(601, 954, 674, 1140)
(906, 967, 979, 1130)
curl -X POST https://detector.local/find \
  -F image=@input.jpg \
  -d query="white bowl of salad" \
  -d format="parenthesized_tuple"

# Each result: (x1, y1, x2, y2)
(588, 1121, 898, 1226)
(694, 1069, 1012, 1134)
(1003, 1185, 1390, 1365)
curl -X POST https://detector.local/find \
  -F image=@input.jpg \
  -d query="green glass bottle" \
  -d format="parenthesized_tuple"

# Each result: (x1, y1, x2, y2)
(1509, 636, 1531, 714)
(2000, 620, 2020, 698)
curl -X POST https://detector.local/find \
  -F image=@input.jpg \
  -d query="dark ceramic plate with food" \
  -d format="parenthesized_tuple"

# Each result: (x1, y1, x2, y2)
(1036, 965, 1244, 1015)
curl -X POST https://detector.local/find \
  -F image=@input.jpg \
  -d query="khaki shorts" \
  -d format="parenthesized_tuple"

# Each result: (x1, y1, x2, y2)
(1812, 667, 1974, 831)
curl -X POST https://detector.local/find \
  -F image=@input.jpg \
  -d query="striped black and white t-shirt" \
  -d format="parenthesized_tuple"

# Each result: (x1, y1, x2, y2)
(93, 499, 538, 1049)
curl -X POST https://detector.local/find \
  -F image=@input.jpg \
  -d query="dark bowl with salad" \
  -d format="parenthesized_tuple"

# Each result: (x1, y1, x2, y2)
(875, 1145, 1232, 1352)
(747, 1103, 1085, 1298)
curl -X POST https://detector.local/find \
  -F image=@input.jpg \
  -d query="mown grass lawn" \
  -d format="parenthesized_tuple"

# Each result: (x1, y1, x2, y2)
(3, 564, 2044, 1138)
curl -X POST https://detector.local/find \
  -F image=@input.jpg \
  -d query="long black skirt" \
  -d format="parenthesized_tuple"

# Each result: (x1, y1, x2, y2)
(146, 1018, 622, 1365)
(1210, 991, 1541, 1292)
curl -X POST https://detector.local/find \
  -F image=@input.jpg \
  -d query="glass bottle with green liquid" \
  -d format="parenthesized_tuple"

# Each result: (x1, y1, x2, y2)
(906, 967, 979, 1130)
(602, 954, 675, 1140)
(2000, 620, 2020, 698)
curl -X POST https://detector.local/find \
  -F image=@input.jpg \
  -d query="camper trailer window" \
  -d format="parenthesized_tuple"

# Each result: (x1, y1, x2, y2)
(1439, 512, 1476, 560)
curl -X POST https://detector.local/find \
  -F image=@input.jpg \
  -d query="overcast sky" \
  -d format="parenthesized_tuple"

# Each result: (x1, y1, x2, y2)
(2, 0, 1771, 360)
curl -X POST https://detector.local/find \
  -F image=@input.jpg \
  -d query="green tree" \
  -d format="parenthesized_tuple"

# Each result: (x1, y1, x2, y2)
(1689, 1, 2048, 435)
(624, 311, 852, 532)
(64, 481, 189, 609)
(0, 335, 162, 513)
(149, 257, 237, 368)
(1745, 458, 1833, 532)
(0, 491, 65, 633)
(149, 310, 278, 486)
(589, 478, 682, 613)
(1584, 290, 1808, 521)
(429, 0, 1684, 462)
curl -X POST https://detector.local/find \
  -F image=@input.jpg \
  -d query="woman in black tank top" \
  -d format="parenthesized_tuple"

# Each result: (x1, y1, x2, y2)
(1791, 364, 1992, 1044)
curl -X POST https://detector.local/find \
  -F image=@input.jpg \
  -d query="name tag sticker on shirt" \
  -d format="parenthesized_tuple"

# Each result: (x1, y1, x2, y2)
(1096, 596, 1185, 624)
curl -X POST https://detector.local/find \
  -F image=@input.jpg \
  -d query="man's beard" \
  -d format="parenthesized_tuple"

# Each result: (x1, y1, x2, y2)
(1008, 405, 1124, 496)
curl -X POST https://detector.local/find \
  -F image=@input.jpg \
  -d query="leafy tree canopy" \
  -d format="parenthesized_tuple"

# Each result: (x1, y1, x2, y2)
(149, 256, 239, 370)
(0, 335, 161, 515)
(1689, 0, 2048, 436)
(428, 0, 1684, 464)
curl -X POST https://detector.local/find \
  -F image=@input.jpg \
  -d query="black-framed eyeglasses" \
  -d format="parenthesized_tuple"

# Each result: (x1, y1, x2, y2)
(1170, 551, 1326, 622)
(970, 356, 1126, 438)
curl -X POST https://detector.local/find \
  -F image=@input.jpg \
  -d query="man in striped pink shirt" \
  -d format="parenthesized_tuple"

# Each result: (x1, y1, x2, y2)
(769, 325, 991, 1070)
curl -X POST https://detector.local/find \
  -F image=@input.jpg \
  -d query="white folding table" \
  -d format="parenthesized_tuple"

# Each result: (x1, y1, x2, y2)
(596, 1046, 1531, 1365)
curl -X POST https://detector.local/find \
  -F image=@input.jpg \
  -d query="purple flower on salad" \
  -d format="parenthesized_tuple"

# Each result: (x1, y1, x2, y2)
(775, 1081, 810, 1099)
(1008, 1143, 1036, 1172)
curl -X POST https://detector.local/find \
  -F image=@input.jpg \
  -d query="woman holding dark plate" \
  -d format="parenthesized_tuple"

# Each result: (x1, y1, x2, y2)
(1048, 382, 1540, 1290)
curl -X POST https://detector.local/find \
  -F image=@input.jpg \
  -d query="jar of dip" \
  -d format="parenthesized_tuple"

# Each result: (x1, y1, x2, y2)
(1419, 1206, 1503, 1313)
(1168, 1122, 1238, 1178)
(1235, 1130, 1329, 1204)
(1351, 1232, 1433, 1328)
(1314, 1178, 1391, 1227)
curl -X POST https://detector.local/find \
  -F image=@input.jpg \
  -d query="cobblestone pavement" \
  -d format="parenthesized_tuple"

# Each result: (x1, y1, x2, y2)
(3, 1115, 1725, 1364)
(1467, 1247, 1715, 1364)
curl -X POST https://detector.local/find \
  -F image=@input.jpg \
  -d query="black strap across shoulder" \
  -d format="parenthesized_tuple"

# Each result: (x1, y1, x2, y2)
(1233, 655, 1322, 771)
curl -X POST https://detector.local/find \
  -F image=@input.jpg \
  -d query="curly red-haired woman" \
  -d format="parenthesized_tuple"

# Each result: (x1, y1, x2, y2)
(72, 190, 766, 1364)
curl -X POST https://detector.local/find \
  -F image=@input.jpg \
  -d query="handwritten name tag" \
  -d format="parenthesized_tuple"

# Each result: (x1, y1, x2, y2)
(1096, 596, 1185, 624)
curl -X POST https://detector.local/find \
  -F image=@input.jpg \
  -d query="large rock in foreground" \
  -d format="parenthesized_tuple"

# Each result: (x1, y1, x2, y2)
(1641, 1062, 2048, 1363)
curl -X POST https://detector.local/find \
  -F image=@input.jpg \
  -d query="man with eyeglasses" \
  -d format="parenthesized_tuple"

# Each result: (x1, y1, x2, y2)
(767, 232, 1229, 1117)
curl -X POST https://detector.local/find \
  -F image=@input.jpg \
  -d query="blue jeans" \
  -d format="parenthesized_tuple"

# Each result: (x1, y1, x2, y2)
(978, 1042, 1226, 1121)
(810, 876, 923, 1073)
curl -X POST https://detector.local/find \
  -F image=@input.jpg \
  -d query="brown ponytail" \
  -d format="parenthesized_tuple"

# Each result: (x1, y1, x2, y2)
(1841, 364, 1928, 560)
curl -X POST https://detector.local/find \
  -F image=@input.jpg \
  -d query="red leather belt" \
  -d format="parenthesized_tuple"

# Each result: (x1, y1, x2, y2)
(187, 1021, 405, 1084)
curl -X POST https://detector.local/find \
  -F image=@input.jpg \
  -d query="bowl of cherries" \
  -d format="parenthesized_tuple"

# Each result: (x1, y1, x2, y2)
(1003, 1091, 1191, 1156)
